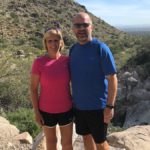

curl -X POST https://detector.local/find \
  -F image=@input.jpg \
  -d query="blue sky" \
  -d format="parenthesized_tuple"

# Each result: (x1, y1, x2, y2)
(76, 0, 150, 27)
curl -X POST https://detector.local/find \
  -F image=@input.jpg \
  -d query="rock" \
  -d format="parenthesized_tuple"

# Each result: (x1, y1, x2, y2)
(73, 135, 125, 150)
(127, 88, 150, 102)
(123, 101, 150, 128)
(0, 117, 19, 139)
(121, 72, 132, 79)
(0, 116, 10, 124)
(131, 71, 139, 80)
(126, 77, 138, 88)
(15, 132, 33, 144)
(13, 50, 25, 58)
(0, 116, 32, 149)
(144, 76, 150, 91)
(107, 125, 150, 150)
(119, 72, 139, 99)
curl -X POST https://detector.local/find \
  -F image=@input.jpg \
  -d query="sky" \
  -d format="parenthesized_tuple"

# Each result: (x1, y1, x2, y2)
(75, 0, 150, 27)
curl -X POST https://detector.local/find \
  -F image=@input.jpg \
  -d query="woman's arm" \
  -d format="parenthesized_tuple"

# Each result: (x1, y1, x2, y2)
(30, 74, 44, 126)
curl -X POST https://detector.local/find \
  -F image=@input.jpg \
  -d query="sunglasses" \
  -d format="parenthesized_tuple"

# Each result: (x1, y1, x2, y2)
(45, 21, 61, 33)
(73, 23, 91, 29)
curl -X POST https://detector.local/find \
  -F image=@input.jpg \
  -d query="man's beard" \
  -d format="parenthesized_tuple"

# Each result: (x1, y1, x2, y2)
(76, 32, 88, 42)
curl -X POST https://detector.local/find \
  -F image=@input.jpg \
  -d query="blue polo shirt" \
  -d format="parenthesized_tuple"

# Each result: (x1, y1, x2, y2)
(69, 38, 117, 110)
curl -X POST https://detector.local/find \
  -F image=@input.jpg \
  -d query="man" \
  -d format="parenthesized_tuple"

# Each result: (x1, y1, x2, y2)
(69, 12, 118, 150)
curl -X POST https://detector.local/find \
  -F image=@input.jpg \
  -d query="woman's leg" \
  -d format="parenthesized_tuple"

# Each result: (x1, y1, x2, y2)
(43, 126, 57, 150)
(60, 122, 73, 150)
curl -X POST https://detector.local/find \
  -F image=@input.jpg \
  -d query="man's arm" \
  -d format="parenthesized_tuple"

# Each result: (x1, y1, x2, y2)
(104, 74, 118, 124)
(106, 74, 118, 106)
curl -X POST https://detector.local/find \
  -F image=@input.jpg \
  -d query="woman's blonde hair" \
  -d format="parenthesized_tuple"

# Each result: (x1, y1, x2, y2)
(43, 29, 64, 51)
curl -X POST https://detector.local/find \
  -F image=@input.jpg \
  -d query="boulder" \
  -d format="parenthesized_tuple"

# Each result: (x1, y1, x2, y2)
(144, 76, 150, 91)
(123, 101, 150, 128)
(121, 72, 132, 79)
(0, 116, 19, 139)
(127, 88, 150, 102)
(15, 132, 33, 144)
(0, 116, 32, 149)
(107, 125, 150, 150)
(126, 77, 138, 88)
(73, 135, 126, 150)
(131, 71, 139, 80)
(0, 116, 10, 124)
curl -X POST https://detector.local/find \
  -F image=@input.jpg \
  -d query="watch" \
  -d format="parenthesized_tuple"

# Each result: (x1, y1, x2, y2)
(106, 104, 114, 109)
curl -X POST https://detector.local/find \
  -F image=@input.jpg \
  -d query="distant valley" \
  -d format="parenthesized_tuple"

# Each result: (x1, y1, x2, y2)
(117, 25, 150, 31)
(117, 25, 150, 35)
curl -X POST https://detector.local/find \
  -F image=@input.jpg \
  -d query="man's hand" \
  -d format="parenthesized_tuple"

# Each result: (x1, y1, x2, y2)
(104, 108, 114, 124)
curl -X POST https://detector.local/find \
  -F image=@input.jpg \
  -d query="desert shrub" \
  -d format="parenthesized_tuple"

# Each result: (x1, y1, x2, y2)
(13, 38, 25, 46)
(0, 52, 34, 111)
(10, 12, 19, 23)
(29, 36, 43, 49)
(0, 38, 8, 48)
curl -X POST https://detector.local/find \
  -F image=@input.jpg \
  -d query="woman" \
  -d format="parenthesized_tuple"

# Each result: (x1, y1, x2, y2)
(30, 25, 73, 150)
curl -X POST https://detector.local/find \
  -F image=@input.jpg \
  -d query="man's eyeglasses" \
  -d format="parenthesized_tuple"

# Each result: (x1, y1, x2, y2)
(73, 23, 91, 29)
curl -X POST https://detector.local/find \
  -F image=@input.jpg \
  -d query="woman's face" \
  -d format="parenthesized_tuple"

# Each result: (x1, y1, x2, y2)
(46, 34, 62, 53)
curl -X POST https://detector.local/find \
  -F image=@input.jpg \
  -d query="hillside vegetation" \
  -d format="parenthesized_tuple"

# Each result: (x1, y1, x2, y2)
(0, 0, 149, 136)
(123, 33, 150, 79)
(0, 0, 138, 54)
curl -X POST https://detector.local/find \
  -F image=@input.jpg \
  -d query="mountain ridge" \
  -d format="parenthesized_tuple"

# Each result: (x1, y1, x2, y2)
(0, 0, 129, 52)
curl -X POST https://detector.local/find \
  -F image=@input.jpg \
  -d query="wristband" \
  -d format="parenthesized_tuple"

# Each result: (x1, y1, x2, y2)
(106, 104, 114, 109)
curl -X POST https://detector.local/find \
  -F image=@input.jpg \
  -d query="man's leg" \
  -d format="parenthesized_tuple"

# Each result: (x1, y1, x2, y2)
(85, 109, 109, 150)
(74, 109, 96, 150)
(83, 134, 96, 150)
(96, 140, 110, 150)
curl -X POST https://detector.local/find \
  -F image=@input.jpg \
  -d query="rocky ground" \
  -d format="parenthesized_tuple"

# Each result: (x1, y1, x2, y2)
(1, 116, 150, 150)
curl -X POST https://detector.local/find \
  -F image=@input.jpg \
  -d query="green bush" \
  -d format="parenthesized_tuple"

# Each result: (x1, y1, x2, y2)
(29, 36, 43, 49)
(13, 38, 25, 46)
(0, 53, 33, 111)
(6, 108, 41, 138)
(0, 38, 8, 48)
(10, 12, 19, 23)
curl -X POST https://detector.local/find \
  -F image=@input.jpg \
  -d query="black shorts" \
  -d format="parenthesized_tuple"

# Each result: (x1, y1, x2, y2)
(40, 109, 73, 127)
(74, 108, 108, 143)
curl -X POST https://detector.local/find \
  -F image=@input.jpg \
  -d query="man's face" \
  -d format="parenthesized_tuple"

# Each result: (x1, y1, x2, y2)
(72, 16, 93, 45)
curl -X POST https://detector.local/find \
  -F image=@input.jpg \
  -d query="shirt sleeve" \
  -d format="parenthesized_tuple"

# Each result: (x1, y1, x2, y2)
(31, 58, 41, 76)
(99, 42, 117, 75)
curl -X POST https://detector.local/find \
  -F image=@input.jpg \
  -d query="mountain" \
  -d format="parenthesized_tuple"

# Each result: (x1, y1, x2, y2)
(0, 0, 133, 56)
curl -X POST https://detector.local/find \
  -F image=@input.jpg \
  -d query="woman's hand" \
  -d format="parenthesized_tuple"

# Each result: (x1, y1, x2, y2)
(35, 110, 44, 127)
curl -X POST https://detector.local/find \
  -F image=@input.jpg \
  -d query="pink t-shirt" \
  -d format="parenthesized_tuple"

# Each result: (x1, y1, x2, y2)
(31, 55, 72, 113)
